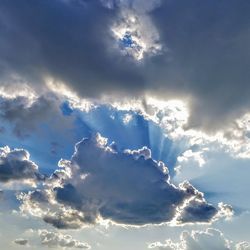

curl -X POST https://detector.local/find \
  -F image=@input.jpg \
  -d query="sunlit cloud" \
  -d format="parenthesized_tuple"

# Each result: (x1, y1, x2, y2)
(0, 1, 249, 249)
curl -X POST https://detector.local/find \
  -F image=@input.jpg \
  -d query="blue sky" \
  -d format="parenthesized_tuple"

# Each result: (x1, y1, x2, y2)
(0, 0, 250, 249)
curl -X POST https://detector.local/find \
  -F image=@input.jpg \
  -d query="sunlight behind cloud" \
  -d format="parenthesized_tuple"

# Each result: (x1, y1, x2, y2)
(111, 9, 163, 60)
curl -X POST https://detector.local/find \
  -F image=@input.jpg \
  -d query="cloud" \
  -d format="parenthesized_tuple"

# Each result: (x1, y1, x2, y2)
(14, 238, 28, 246)
(0, 146, 43, 186)
(0, 92, 72, 138)
(18, 186, 88, 229)
(39, 230, 91, 249)
(111, 1, 163, 60)
(148, 228, 250, 250)
(149, 0, 250, 130)
(19, 133, 228, 228)
(0, 0, 143, 97)
(0, 0, 249, 130)
(175, 198, 217, 224)
(0, 190, 3, 199)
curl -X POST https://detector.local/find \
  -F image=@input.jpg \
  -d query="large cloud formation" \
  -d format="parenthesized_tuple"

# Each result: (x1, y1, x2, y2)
(19, 134, 230, 228)
(0, 0, 250, 130)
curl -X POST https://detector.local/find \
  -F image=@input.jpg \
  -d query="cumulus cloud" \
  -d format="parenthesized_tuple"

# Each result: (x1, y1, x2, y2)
(148, 228, 250, 250)
(19, 134, 228, 228)
(39, 230, 91, 249)
(0, 146, 43, 186)
(18, 187, 87, 229)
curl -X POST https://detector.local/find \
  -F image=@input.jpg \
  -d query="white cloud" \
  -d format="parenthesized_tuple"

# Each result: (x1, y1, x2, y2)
(148, 228, 250, 250)
(39, 230, 91, 249)
(122, 113, 133, 124)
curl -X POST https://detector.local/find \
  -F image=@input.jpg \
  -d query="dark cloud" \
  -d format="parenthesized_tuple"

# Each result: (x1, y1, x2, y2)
(14, 238, 28, 246)
(19, 189, 91, 229)
(0, 190, 3, 200)
(0, 0, 249, 131)
(54, 134, 219, 225)
(19, 134, 226, 228)
(150, 0, 250, 130)
(176, 199, 217, 224)
(0, 93, 75, 138)
(0, 146, 43, 184)
(0, 0, 143, 96)
(43, 212, 86, 230)
(0, 95, 54, 137)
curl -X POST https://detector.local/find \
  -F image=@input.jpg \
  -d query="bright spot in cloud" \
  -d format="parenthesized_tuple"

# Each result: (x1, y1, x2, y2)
(123, 113, 133, 124)
(112, 10, 163, 60)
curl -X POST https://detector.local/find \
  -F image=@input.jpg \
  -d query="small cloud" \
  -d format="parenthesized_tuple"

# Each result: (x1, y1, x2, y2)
(122, 113, 133, 124)
(39, 230, 91, 249)
(14, 238, 28, 246)
(0, 146, 44, 186)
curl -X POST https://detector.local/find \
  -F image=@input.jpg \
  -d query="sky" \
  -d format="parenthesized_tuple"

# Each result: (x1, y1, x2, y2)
(0, 0, 250, 249)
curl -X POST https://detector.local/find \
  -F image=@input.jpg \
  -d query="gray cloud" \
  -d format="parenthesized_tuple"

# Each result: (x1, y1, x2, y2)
(54, 134, 220, 225)
(0, 146, 43, 184)
(0, 190, 3, 200)
(0, 94, 70, 138)
(14, 238, 28, 246)
(0, 0, 249, 131)
(19, 134, 227, 228)
(149, 0, 250, 130)
(0, 0, 143, 96)
(176, 199, 217, 224)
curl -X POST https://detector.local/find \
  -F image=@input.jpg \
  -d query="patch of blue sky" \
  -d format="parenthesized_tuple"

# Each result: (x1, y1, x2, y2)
(0, 102, 185, 179)
(60, 101, 73, 116)
(0, 121, 76, 176)
(75, 106, 150, 149)
(74, 105, 182, 176)
(120, 33, 135, 48)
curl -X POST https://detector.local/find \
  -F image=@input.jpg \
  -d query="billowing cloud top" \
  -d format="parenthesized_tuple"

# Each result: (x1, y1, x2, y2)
(19, 133, 229, 228)
(0, 146, 43, 185)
